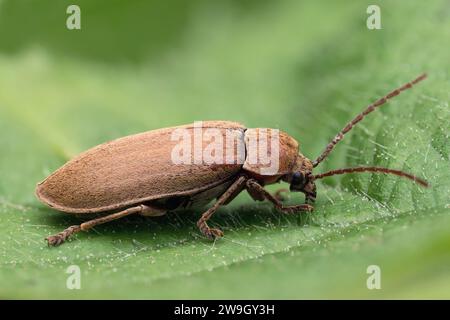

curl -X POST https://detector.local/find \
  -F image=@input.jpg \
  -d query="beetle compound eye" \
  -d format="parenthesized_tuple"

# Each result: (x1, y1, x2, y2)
(292, 172, 305, 186)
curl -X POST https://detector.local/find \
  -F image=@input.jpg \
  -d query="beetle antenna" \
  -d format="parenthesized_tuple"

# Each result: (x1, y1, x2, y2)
(312, 166, 429, 188)
(312, 73, 427, 167)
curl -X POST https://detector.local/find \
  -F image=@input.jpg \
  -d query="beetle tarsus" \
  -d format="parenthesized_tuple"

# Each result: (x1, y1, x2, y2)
(46, 225, 81, 247)
(205, 227, 224, 240)
(197, 219, 224, 240)
(277, 204, 314, 215)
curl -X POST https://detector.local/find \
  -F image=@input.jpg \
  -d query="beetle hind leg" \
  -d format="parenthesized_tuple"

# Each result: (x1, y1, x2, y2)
(46, 204, 157, 247)
(46, 225, 81, 246)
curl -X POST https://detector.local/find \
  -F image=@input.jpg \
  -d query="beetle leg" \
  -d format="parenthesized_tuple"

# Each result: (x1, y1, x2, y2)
(247, 183, 265, 201)
(246, 180, 314, 214)
(249, 187, 289, 202)
(46, 204, 155, 246)
(221, 181, 246, 206)
(138, 205, 167, 217)
(197, 176, 247, 240)
(274, 188, 289, 201)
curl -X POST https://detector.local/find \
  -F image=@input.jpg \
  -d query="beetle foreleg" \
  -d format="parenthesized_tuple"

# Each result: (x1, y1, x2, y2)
(246, 180, 314, 214)
(197, 176, 247, 240)
(46, 204, 156, 246)
(274, 188, 289, 202)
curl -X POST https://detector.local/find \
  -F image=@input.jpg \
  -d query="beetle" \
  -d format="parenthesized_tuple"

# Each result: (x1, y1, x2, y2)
(37, 73, 429, 246)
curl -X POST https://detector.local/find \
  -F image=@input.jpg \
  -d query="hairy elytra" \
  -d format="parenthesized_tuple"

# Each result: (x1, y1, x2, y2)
(37, 73, 429, 246)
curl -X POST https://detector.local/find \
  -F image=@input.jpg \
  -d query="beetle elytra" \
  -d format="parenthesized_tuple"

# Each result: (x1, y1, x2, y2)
(37, 73, 429, 246)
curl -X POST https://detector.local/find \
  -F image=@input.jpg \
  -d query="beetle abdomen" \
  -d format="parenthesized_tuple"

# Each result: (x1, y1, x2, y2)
(36, 121, 245, 213)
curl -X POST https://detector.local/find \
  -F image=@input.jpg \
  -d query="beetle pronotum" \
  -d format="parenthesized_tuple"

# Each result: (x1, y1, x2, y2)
(36, 73, 428, 246)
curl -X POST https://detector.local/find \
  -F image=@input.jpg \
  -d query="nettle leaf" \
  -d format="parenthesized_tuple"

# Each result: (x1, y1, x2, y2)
(0, 0, 449, 298)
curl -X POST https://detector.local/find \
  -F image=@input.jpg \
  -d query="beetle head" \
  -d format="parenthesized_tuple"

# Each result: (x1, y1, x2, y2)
(282, 74, 431, 203)
(283, 155, 317, 203)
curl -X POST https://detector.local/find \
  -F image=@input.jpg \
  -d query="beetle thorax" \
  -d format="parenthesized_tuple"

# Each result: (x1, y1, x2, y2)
(240, 127, 313, 187)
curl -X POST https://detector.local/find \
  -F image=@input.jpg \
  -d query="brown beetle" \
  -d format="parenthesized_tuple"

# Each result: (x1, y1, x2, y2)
(37, 74, 429, 246)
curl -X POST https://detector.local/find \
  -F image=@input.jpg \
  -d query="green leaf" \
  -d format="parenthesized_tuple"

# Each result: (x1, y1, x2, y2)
(0, 0, 449, 299)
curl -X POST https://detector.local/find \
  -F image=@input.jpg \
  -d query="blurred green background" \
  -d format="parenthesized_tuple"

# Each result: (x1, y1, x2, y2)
(0, 0, 449, 299)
